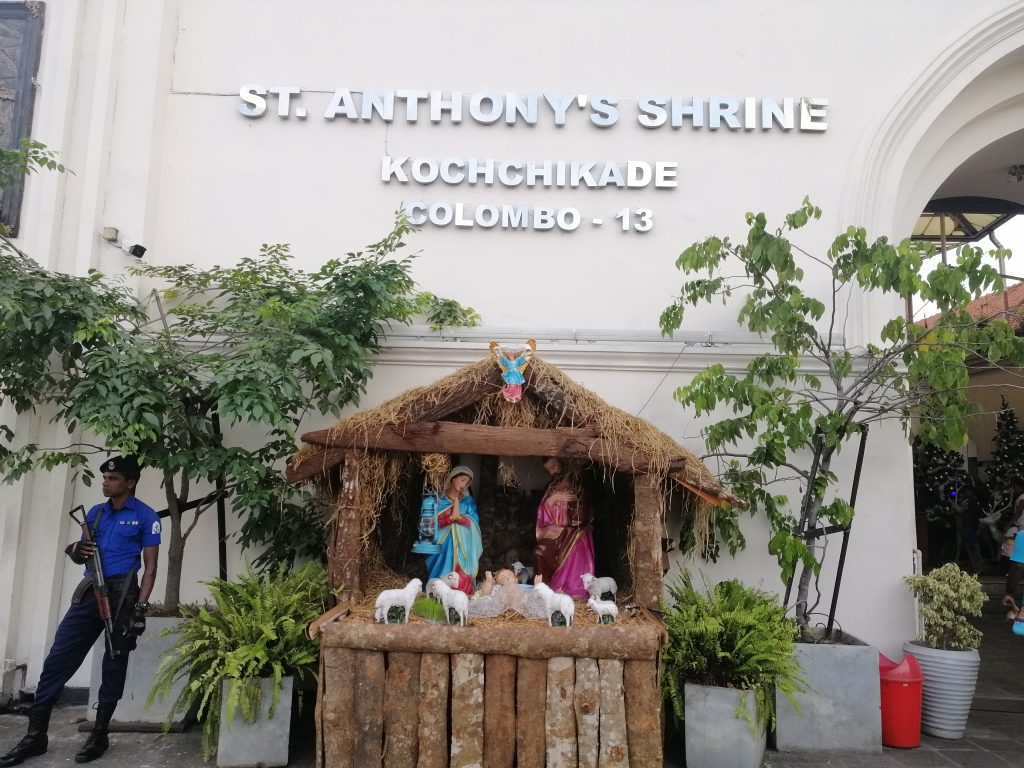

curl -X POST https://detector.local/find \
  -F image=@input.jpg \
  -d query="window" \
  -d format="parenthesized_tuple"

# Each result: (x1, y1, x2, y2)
(0, 2, 44, 235)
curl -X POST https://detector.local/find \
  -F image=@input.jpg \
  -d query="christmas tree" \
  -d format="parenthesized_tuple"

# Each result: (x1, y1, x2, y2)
(913, 437, 969, 523)
(986, 397, 1024, 514)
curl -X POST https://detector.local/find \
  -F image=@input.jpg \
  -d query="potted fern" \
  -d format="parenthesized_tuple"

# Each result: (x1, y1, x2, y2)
(149, 562, 330, 766)
(661, 574, 804, 768)
(903, 563, 986, 739)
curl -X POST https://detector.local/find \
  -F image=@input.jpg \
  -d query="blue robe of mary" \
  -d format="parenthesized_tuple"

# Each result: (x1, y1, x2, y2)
(424, 493, 483, 586)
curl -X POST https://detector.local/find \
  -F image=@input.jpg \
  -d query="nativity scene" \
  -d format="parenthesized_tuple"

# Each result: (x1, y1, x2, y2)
(287, 343, 741, 767)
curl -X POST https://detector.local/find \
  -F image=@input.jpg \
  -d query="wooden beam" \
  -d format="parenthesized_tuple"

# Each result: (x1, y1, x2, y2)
(300, 422, 689, 476)
(623, 660, 662, 768)
(382, 652, 419, 768)
(288, 446, 349, 484)
(574, 657, 601, 768)
(450, 653, 485, 768)
(353, 650, 385, 768)
(524, 366, 585, 425)
(598, 659, 629, 766)
(406, 366, 504, 422)
(483, 655, 516, 768)
(631, 474, 665, 611)
(303, 421, 600, 453)
(516, 658, 547, 768)
(322, 622, 663, 660)
(416, 654, 449, 768)
(321, 648, 356, 768)
(545, 657, 577, 767)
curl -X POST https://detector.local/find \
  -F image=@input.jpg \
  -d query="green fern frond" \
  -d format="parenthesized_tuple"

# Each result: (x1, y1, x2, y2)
(660, 571, 805, 732)
(146, 562, 330, 761)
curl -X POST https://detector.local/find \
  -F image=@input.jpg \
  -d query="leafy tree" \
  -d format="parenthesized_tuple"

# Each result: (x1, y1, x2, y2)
(660, 199, 1024, 627)
(0, 213, 479, 610)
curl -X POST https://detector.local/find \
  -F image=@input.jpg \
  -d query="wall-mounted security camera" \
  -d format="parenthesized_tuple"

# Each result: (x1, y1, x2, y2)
(121, 240, 147, 259)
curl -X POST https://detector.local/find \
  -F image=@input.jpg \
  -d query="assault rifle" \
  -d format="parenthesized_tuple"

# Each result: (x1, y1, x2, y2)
(69, 505, 117, 657)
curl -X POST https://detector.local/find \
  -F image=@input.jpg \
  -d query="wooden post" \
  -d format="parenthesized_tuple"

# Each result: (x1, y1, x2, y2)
(450, 653, 485, 768)
(624, 660, 662, 768)
(354, 650, 385, 767)
(598, 659, 630, 767)
(330, 451, 364, 601)
(515, 658, 547, 768)
(315, 650, 325, 768)
(321, 648, 356, 768)
(545, 657, 577, 767)
(383, 652, 420, 768)
(417, 654, 449, 768)
(631, 474, 665, 610)
(574, 657, 600, 768)
(483, 655, 516, 768)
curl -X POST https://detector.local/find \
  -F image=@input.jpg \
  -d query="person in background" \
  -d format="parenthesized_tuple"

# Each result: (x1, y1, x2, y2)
(1001, 477, 1024, 619)
(0, 456, 160, 766)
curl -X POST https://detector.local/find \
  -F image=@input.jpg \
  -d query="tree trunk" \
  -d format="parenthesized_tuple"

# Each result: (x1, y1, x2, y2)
(163, 471, 184, 610)
(794, 449, 833, 627)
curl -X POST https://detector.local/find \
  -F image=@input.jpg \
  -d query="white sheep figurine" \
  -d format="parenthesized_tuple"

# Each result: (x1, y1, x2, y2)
(425, 578, 444, 602)
(580, 573, 618, 601)
(374, 578, 422, 624)
(534, 579, 574, 627)
(429, 575, 469, 626)
(587, 596, 619, 624)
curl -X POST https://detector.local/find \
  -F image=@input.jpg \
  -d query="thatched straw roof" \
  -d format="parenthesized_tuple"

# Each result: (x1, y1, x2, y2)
(288, 355, 742, 509)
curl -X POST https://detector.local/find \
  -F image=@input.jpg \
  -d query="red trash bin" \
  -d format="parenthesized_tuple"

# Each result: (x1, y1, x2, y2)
(878, 652, 923, 748)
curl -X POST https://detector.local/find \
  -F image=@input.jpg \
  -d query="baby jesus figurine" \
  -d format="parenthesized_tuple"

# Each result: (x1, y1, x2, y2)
(470, 567, 544, 619)
(478, 568, 518, 596)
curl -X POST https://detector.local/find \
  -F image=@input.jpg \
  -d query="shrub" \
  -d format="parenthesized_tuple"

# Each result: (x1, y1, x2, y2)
(661, 573, 804, 732)
(148, 562, 330, 760)
(904, 562, 985, 650)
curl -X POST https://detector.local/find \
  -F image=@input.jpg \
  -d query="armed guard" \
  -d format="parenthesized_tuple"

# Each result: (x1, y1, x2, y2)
(0, 456, 161, 766)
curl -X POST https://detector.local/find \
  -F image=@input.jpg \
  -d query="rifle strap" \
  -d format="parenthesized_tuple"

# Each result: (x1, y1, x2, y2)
(111, 566, 139, 621)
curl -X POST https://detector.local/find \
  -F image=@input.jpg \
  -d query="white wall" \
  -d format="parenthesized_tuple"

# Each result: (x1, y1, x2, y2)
(9, 0, 1024, 694)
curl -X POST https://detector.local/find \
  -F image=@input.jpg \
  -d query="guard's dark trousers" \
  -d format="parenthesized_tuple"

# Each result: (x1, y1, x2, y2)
(0, 590, 131, 766)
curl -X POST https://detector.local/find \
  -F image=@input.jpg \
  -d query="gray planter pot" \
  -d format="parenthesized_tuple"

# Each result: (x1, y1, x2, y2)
(774, 630, 881, 753)
(216, 675, 293, 768)
(684, 683, 765, 768)
(903, 641, 979, 739)
(87, 617, 188, 730)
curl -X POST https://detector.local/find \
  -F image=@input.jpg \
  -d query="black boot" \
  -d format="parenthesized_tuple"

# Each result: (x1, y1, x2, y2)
(0, 705, 51, 767)
(74, 706, 113, 763)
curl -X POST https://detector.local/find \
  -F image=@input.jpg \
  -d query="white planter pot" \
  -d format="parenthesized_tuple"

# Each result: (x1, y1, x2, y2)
(217, 675, 293, 768)
(903, 641, 979, 740)
(684, 683, 766, 768)
(87, 617, 189, 730)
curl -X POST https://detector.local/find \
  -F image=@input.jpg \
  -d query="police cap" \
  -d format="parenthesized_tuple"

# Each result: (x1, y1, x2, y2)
(98, 455, 141, 480)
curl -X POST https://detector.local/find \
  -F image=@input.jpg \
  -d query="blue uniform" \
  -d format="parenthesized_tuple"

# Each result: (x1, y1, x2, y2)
(84, 497, 161, 577)
(34, 495, 161, 709)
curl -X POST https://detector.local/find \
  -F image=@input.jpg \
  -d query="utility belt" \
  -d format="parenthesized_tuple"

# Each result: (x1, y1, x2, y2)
(71, 572, 139, 607)
(72, 572, 141, 654)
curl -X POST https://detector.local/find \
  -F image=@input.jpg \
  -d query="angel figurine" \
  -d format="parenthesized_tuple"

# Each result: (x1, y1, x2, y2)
(490, 339, 537, 402)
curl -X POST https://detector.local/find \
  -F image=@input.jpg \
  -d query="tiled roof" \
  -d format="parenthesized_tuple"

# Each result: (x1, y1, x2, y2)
(921, 281, 1024, 329)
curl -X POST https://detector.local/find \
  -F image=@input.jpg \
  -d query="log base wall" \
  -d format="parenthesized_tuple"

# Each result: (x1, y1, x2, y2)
(318, 623, 662, 768)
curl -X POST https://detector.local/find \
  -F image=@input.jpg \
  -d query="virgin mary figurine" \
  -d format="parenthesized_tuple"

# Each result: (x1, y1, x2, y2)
(424, 465, 483, 594)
